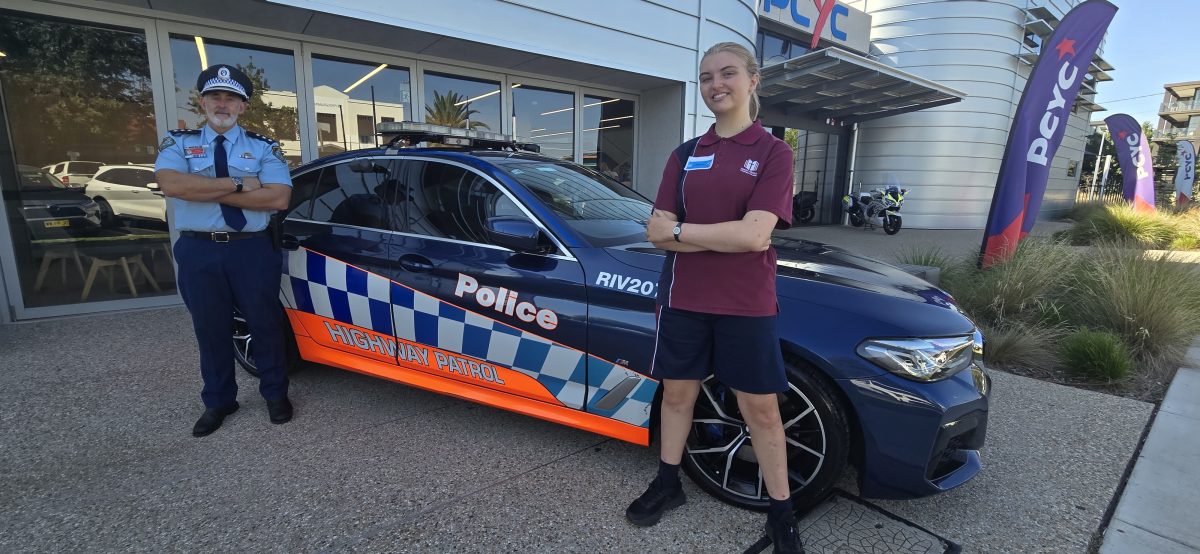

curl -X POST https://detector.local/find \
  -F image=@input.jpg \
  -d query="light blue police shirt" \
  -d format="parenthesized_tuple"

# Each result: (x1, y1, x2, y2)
(154, 124, 292, 232)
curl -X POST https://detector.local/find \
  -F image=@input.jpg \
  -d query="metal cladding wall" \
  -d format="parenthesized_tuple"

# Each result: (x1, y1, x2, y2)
(844, 0, 1093, 229)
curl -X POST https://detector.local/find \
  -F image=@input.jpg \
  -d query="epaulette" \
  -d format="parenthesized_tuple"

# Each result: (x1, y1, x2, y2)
(245, 130, 279, 145)
(168, 128, 202, 136)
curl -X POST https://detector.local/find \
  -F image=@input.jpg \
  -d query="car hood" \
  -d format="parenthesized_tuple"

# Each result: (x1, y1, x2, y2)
(20, 189, 95, 207)
(602, 237, 960, 310)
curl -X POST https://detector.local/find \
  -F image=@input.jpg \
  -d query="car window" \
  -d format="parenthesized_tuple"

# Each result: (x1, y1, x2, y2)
(17, 168, 61, 191)
(286, 167, 322, 220)
(68, 162, 101, 175)
(133, 168, 155, 188)
(307, 160, 397, 231)
(93, 168, 115, 183)
(490, 158, 653, 247)
(108, 168, 133, 186)
(399, 160, 529, 246)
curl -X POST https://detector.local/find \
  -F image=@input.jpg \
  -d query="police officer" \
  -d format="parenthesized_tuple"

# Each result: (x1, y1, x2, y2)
(155, 64, 293, 437)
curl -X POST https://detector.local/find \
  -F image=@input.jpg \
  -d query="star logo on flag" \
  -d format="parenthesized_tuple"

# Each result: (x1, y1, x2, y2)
(1055, 38, 1077, 60)
(1118, 131, 1128, 140)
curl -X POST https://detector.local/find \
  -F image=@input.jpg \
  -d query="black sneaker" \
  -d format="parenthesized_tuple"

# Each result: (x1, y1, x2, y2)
(625, 480, 686, 527)
(766, 518, 805, 554)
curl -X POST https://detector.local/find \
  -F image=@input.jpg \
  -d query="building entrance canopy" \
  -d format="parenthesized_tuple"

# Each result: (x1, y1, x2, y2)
(759, 48, 965, 124)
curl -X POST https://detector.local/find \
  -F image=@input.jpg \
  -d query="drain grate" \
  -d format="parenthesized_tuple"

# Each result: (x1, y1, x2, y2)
(743, 490, 959, 554)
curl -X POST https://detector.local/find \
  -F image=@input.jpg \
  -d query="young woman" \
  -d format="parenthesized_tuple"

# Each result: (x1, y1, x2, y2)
(628, 42, 803, 553)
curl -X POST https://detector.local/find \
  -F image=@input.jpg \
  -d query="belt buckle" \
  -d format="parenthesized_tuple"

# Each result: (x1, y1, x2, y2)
(212, 232, 230, 243)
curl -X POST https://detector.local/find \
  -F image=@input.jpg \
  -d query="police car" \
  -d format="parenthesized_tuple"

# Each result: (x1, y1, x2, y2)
(232, 122, 989, 513)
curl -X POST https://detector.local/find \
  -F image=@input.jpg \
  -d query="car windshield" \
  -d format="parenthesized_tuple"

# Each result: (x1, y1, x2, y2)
(67, 162, 102, 175)
(18, 168, 65, 191)
(490, 158, 652, 247)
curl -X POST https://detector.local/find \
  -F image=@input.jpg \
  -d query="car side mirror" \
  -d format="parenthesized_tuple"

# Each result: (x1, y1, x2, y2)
(486, 217, 553, 254)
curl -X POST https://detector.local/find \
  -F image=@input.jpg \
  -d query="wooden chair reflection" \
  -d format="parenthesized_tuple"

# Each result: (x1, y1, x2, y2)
(80, 254, 161, 301)
(34, 248, 86, 292)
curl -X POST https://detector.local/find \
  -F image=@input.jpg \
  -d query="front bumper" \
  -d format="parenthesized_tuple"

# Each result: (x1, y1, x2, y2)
(839, 362, 990, 499)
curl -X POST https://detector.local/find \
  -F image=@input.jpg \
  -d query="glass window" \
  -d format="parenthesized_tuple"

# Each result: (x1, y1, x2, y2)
(399, 160, 521, 245)
(513, 84, 574, 161)
(168, 34, 302, 167)
(311, 54, 411, 157)
(0, 13, 175, 309)
(490, 158, 652, 247)
(423, 71, 501, 131)
(761, 32, 790, 66)
(307, 161, 396, 231)
(286, 166, 322, 219)
(582, 95, 635, 188)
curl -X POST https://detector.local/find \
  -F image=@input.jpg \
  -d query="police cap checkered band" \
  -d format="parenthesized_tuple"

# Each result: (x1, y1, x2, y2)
(196, 64, 253, 100)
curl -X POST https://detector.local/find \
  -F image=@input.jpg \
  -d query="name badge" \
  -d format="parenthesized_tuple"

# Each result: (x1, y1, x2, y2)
(684, 154, 714, 171)
(184, 146, 207, 159)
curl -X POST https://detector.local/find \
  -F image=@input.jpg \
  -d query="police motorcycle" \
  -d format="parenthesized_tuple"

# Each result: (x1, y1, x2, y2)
(843, 184, 907, 235)
(792, 190, 817, 224)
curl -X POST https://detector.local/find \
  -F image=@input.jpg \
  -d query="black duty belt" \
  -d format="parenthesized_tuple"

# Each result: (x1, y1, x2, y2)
(180, 230, 269, 242)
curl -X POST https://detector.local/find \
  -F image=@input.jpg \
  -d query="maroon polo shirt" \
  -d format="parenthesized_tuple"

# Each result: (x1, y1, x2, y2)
(654, 121, 794, 316)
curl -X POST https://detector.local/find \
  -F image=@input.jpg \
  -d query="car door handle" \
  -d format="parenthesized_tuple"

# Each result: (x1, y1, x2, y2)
(280, 233, 299, 251)
(399, 254, 434, 273)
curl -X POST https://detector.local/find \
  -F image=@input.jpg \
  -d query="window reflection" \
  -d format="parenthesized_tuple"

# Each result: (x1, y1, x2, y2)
(582, 95, 635, 187)
(423, 72, 501, 130)
(312, 55, 411, 158)
(514, 85, 574, 161)
(0, 14, 175, 308)
(168, 35, 302, 166)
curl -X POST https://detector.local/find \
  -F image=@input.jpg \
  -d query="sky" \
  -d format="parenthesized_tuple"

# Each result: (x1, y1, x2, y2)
(1092, 0, 1200, 126)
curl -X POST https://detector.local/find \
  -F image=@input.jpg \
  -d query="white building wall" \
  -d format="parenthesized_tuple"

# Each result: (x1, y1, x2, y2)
(845, 0, 1093, 229)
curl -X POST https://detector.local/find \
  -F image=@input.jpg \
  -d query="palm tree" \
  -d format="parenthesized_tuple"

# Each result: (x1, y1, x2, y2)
(424, 90, 491, 129)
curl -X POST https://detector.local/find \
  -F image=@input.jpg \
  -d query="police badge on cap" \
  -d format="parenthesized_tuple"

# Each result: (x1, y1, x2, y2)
(196, 64, 253, 100)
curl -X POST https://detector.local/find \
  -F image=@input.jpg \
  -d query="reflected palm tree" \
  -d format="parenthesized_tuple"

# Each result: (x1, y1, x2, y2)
(425, 91, 490, 129)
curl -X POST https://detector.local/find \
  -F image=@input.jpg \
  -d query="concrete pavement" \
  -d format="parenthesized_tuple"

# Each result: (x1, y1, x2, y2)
(0, 304, 1152, 552)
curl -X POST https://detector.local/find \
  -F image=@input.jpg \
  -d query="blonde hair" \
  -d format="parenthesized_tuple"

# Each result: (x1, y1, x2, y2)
(702, 42, 761, 121)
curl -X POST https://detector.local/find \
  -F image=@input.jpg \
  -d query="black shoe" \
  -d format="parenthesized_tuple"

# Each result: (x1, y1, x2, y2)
(192, 402, 239, 437)
(625, 479, 686, 527)
(766, 518, 805, 554)
(267, 396, 293, 424)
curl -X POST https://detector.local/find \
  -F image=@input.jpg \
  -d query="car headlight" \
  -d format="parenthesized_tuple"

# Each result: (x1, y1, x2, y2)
(857, 332, 980, 382)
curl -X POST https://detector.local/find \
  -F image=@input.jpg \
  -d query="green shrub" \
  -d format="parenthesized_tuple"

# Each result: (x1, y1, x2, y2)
(896, 246, 954, 272)
(979, 321, 1063, 372)
(1065, 243, 1200, 359)
(938, 239, 1077, 327)
(1059, 328, 1131, 381)
(1062, 204, 1178, 248)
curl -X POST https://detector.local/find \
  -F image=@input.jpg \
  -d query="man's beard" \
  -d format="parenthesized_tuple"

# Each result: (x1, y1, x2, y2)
(205, 109, 239, 128)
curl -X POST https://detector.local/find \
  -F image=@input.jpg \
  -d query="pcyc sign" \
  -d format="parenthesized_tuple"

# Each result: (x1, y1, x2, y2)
(760, 0, 872, 55)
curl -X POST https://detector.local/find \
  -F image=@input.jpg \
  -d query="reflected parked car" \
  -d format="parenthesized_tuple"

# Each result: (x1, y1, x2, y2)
(87, 164, 166, 227)
(16, 165, 102, 239)
(42, 160, 103, 190)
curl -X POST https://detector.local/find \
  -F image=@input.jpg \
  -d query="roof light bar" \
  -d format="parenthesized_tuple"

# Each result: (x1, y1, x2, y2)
(376, 121, 539, 153)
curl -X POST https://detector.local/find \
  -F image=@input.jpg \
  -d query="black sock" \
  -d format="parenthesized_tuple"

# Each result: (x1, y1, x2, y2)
(655, 459, 681, 489)
(768, 496, 794, 526)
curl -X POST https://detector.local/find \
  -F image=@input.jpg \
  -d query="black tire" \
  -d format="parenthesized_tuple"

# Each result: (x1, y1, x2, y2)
(798, 207, 814, 224)
(680, 358, 850, 513)
(848, 211, 865, 227)
(883, 214, 902, 235)
(233, 306, 301, 378)
(95, 198, 120, 228)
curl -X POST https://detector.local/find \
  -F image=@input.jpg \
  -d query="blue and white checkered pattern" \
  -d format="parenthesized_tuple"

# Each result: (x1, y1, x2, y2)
(279, 248, 653, 428)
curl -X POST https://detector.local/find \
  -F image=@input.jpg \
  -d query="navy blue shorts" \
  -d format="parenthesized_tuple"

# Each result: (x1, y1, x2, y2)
(651, 306, 788, 394)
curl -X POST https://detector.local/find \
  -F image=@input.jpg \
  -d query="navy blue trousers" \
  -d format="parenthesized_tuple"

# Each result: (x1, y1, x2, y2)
(174, 235, 288, 409)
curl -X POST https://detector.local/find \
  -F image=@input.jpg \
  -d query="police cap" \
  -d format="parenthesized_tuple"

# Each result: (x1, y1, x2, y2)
(196, 64, 253, 101)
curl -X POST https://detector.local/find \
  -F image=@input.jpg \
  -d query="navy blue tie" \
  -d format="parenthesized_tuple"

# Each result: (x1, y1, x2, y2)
(213, 135, 247, 231)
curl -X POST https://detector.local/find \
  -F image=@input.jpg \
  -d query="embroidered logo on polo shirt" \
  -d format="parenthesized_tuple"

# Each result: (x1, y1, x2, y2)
(740, 159, 760, 177)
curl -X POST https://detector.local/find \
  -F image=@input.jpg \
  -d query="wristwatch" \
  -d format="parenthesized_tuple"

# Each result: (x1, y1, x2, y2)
(672, 223, 682, 242)
(231, 176, 244, 192)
